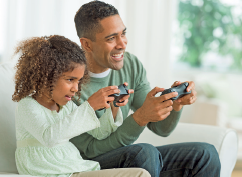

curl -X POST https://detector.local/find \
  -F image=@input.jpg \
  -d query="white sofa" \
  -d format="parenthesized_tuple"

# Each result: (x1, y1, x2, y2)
(0, 62, 238, 177)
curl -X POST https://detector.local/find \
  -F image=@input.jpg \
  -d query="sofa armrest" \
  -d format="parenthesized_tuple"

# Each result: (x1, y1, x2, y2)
(134, 122, 238, 177)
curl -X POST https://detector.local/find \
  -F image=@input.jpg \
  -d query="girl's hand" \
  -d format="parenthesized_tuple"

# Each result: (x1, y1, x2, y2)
(111, 82, 134, 120)
(87, 86, 120, 111)
(114, 82, 134, 107)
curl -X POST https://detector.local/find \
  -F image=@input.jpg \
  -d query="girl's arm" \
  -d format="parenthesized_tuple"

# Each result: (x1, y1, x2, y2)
(17, 98, 100, 148)
(86, 105, 123, 140)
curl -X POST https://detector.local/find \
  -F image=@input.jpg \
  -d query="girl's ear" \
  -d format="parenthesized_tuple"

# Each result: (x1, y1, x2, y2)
(80, 38, 93, 52)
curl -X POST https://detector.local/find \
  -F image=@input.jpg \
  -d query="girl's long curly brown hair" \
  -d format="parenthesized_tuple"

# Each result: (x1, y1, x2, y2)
(12, 35, 89, 102)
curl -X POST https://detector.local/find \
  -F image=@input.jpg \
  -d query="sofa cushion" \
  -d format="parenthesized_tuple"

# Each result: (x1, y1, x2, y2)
(0, 62, 18, 173)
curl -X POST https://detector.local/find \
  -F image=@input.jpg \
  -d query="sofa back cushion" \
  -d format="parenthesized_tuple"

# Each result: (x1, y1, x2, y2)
(0, 62, 18, 173)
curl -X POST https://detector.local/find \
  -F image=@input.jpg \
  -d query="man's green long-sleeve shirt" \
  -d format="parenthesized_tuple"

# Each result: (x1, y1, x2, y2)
(71, 52, 182, 159)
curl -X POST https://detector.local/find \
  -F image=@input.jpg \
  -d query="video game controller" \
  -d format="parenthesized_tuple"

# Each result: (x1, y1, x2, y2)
(109, 84, 129, 107)
(160, 82, 191, 100)
(97, 84, 129, 111)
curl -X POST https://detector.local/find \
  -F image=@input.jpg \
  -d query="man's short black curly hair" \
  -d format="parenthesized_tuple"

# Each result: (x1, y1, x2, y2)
(74, 0, 119, 41)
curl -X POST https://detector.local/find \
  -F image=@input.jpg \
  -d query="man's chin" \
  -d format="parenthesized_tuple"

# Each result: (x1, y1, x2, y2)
(111, 64, 124, 70)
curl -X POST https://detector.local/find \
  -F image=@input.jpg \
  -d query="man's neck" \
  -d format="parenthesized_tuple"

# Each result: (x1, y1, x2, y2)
(89, 69, 111, 78)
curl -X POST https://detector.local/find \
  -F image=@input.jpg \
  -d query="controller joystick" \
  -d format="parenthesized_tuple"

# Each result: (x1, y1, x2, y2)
(160, 82, 191, 100)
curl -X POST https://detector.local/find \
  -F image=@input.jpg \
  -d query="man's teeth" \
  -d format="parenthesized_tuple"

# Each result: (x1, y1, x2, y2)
(112, 53, 123, 58)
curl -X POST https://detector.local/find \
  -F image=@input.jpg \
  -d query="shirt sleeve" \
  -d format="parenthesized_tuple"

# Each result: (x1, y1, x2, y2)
(147, 109, 183, 137)
(70, 114, 145, 159)
(16, 99, 100, 148)
(87, 107, 123, 140)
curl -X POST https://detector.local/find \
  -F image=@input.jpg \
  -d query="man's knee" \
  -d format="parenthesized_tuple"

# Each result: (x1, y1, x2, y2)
(126, 143, 162, 166)
(195, 142, 221, 167)
(129, 143, 160, 157)
(196, 142, 219, 157)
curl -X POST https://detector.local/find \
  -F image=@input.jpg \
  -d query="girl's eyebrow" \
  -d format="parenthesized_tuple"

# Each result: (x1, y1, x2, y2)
(63, 75, 77, 79)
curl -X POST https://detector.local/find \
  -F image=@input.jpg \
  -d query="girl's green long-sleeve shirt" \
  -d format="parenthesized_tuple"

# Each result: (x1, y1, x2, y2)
(71, 52, 182, 159)
(15, 97, 123, 176)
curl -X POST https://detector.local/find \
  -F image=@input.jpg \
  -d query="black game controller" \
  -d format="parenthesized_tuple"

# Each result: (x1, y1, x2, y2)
(98, 84, 129, 111)
(160, 82, 191, 100)
(109, 84, 129, 107)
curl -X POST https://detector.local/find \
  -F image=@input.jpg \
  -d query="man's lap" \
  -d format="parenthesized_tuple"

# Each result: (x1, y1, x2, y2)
(91, 142, 220, 177)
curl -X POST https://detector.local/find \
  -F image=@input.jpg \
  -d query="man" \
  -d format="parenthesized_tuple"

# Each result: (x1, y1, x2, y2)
(71, 1, 221, 176)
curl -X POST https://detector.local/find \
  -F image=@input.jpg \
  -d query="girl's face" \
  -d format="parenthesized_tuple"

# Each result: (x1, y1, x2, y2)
(52, 64, 85, 106)
(36, 63, 85, 111)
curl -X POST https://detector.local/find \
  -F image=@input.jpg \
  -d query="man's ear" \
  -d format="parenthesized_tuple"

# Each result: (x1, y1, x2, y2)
(80, 38, 93, 52)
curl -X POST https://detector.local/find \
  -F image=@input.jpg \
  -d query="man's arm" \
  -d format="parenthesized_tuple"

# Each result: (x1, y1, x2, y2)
(147, 109, 183, 137)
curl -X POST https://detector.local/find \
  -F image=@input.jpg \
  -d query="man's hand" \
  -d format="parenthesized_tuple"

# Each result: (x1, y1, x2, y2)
(87, 86, 120, 111)
(172, 81, 197, 111)
(132, 87, 178, 126)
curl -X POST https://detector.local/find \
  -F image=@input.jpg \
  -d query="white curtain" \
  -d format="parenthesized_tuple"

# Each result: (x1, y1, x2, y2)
(0, 0, 176, 88)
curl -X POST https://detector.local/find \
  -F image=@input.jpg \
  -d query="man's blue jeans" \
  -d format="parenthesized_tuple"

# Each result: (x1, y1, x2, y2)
(92, 142, 221, 177)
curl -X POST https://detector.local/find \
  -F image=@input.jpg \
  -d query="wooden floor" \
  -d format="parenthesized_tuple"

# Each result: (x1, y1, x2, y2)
(231, 170, 242, 177)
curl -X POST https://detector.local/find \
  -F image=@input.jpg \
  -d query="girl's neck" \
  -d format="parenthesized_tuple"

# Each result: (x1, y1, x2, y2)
(35, 95, 60, 112)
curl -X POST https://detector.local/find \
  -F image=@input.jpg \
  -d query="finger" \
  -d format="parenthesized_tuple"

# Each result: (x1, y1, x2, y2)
(151, 109, 171, 122)
(186, 81, 195, 92)
(128, 89, 134, 94)
(105, 103, 111, 109)
(106, 96, 115, 102)
(159, 92, 178, 102)
(159, 111, 171, 120)
(102, 85, 119, 92)
(148, 87, 165, 97)
(159, 100, 173, 108)
(177, 91, 196, 104)
(123, 82, 128, 86)
(105, 88, 120, 96)
(115, 99, 128, 107)
(176, 94, 190, 103)
(159, 105, 173, 115)
(171, 81, 181, 87)
(118, 95, 130, 102)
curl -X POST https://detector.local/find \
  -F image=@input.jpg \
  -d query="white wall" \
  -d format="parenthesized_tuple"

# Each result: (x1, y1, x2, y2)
(0, 0, 176, 89)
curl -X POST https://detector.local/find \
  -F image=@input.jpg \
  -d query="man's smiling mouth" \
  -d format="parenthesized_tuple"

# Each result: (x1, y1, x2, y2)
(111, 52, 123, 60)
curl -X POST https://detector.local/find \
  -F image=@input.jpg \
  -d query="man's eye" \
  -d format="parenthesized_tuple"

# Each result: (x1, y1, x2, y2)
(122, 31, 127, 36)
(67, 79, 73, 82)
(107, 37, 115, 41)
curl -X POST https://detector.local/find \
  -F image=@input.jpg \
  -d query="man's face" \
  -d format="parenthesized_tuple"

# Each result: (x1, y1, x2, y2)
(88, 15, 127, 73)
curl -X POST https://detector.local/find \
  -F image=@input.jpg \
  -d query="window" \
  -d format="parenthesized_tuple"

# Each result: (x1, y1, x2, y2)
(173, 0, 242, 72)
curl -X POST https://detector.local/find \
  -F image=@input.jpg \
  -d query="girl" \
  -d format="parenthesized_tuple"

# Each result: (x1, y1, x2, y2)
(12, 35, 150, 177)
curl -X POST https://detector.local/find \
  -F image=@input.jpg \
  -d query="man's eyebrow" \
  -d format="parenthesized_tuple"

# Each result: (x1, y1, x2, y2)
(104, 28, 127, 39)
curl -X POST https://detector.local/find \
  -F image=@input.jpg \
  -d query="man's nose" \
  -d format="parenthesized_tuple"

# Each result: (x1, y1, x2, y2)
(116, 36, 127, 50)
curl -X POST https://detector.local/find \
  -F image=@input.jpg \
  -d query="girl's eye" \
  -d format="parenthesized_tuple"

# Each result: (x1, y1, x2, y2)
(67, 79, 73, 82)
(78, 79, 83, 83)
